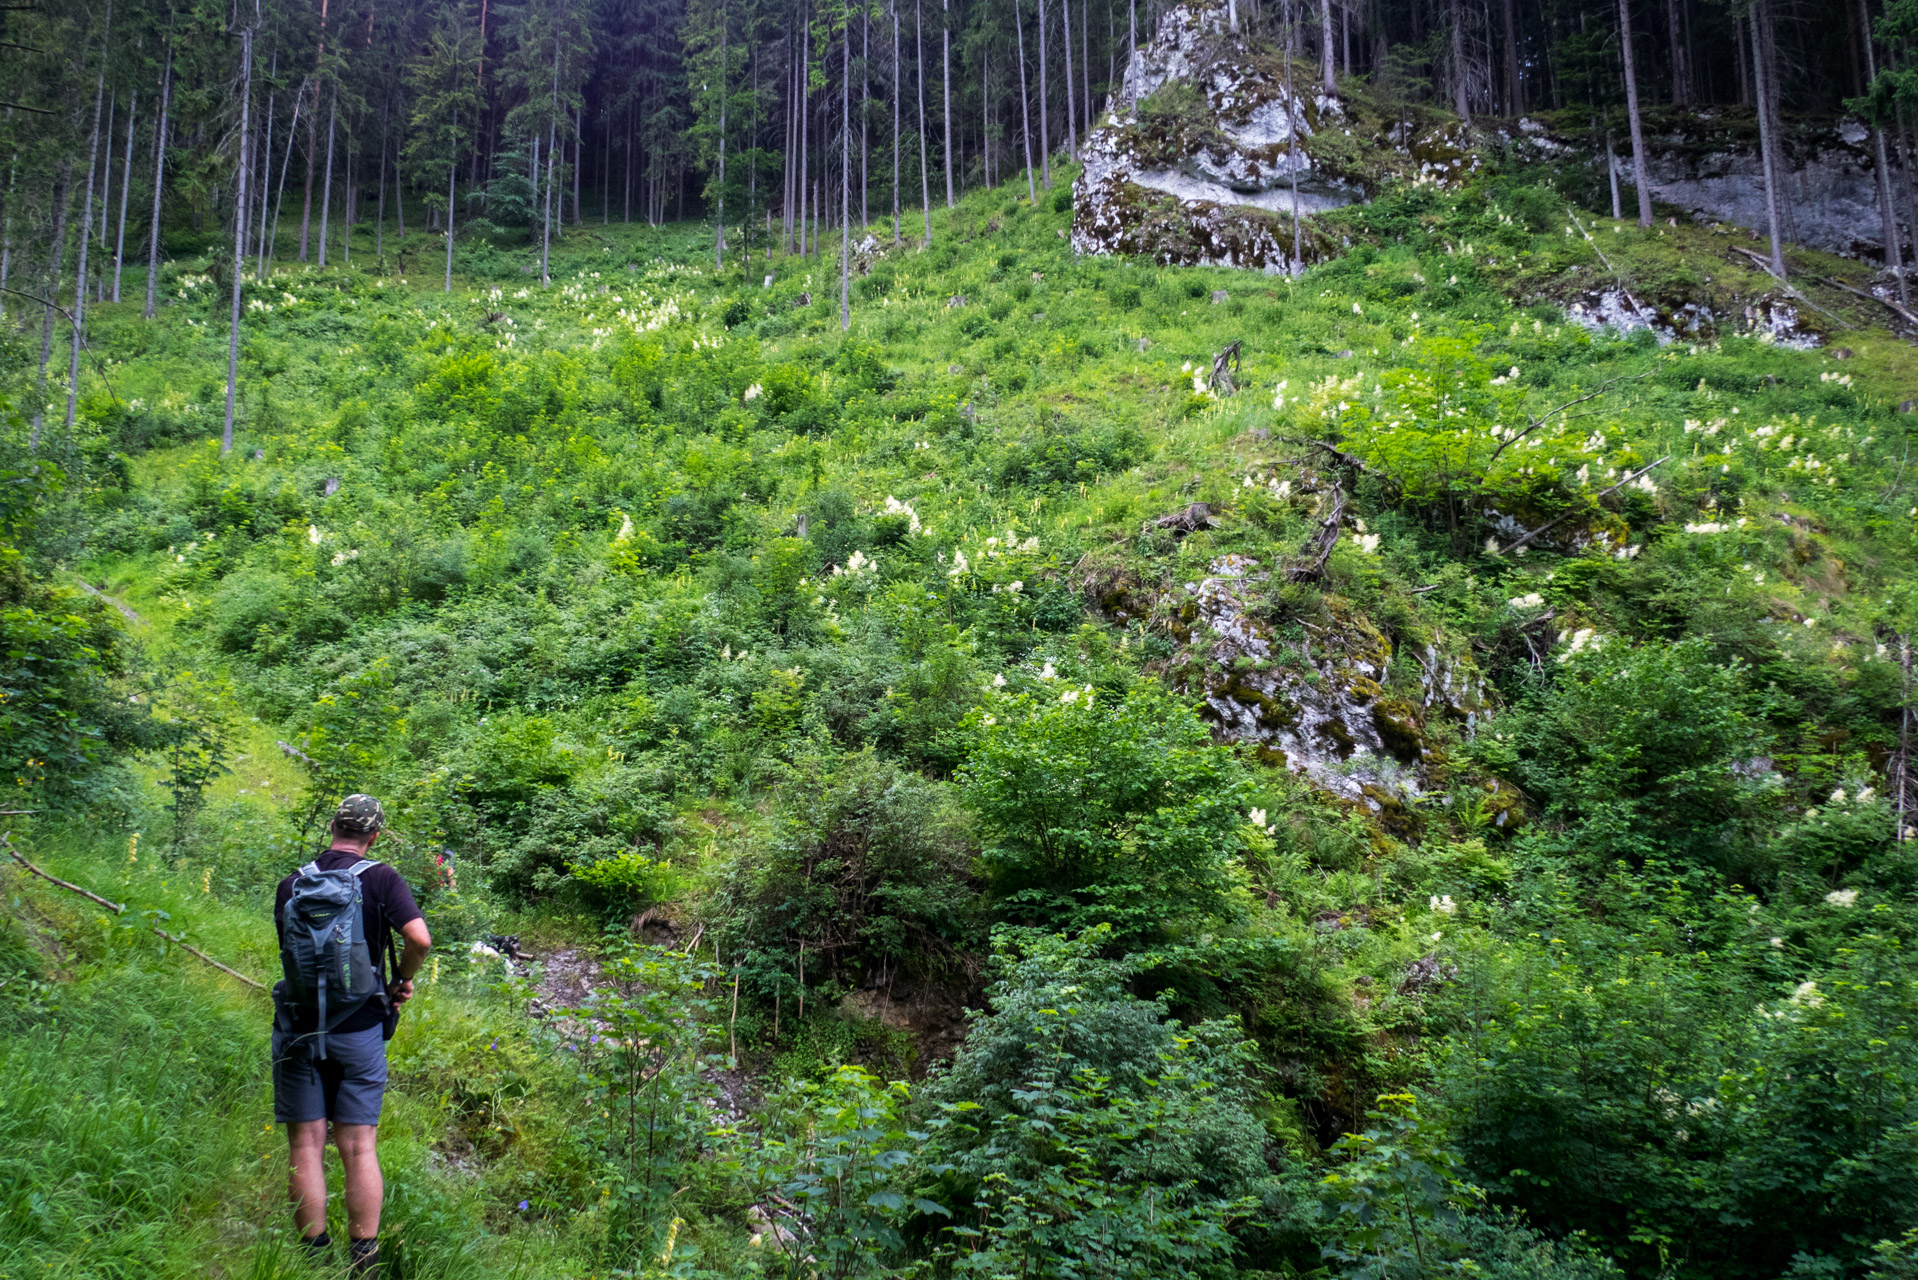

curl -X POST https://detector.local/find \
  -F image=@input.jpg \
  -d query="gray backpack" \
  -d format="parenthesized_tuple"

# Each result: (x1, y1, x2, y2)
(274, 858, 389, 1058)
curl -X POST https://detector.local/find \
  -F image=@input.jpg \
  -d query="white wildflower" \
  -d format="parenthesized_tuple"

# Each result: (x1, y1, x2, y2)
(1039, 661, 1057, 681)
(743, 382, 763, 402)
(1429, 894, 1457, 915)
(1061, 688, 1080, 704)
(1249, 808, 1267, 828)
(1830, 788, 1848, 805)
(307, 525, 323, 546)
(614, 512, 635, 543)
(948, 550, 970, 577)
(1356, 533, 1381, 554)
(1508, 592, 1544, 609)
(1824, 888, 1858, 908)
(992, 673, 1007, 687)
(1790, 980, 1824, 1006)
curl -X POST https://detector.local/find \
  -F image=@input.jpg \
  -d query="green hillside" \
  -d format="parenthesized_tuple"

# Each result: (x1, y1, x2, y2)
(5, 162, 1918, 1280)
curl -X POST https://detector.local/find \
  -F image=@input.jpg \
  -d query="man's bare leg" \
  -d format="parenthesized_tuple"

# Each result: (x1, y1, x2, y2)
(287, 1119, 330, 1238)
(334, 1123, 384, 1240)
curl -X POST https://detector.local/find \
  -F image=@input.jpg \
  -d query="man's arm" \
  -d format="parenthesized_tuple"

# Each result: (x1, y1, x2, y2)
(387, 918, 432, 1006)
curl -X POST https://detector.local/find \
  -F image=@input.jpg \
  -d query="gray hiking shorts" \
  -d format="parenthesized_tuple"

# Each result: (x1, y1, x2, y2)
(271, 1025, 388, 1126)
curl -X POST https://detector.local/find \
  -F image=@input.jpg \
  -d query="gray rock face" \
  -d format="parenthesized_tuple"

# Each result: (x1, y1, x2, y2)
(1178, 553, 1488, 813)
(1073, 1, 1363, 271)
(1512, 111, 1905, 260)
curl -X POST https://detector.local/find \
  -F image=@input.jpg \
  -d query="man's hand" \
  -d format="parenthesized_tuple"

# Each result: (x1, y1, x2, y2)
(387, 979, 416, 1006)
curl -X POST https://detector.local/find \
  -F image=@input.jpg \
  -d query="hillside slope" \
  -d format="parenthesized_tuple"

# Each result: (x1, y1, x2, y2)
(4, 132, 1918, 1280)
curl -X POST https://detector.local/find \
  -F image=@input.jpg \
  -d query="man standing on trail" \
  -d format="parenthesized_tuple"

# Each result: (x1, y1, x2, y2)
(272, 795, 432, 1278)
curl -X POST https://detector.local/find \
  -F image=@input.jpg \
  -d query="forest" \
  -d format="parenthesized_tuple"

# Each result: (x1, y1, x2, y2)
(2, 0, 1917, 1276)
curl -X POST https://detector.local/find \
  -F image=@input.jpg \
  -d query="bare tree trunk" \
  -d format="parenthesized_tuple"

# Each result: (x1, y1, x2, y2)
(145, 39, 173, 318)
(1607, 129, 1623, 219)
(573, 109, 582, 223)
(894, 0, 902, 239)
(32, 163, 71, 445)
(114, 93, 137, 302)
(98, 97, 114, 301)
(318, 88, 337, 266)
(67, 6, 112, 436)
(1037, 0, 1051, 187)
(1665, 0, 1689, 104)
(542, 34, 558, 284)
(1502, 0, 1521, 114)
(1062, 0, 1077, 158)
(842, 10, 851, 328)
(862, 8, 870, 224)
(1617, 0, 1652, 226)
(1285, 0, 1300, 271)
(1749, 0, 1786, 278)
(224, 23, 254, 455)
(1756, 0, 1793, 243)
(943, 0, 955, 204)
(1320, 0, 1334, 91)
(374, 104, 385, 260)
(917, 0, 932, 237)
(0, 158, 15, 320)
(1858, 0, 1904, 301)
(1017, 0, 1035, 199)
(1082, 0, 1091, 135)
(801, 9, 811, 255)
(716, 13, 728, 270)
(1127, 0, 1135, 107)
(1450, 0, 1470, 123)
(445, 150, 457, 289)
(257, 61, 277, 276)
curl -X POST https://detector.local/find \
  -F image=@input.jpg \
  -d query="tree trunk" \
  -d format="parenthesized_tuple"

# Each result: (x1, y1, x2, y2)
(917, 0, 932, 237)
(114, 92, 137, 302)
(1617, 0, 1652, 227)
(0, 158, 15, 320)
(33, 162, 71, 446)
(67, 8, 112, 436)
(98, 97, 114, 300)
(1756, 0, 1793, 243)
(1749, 0, 1786, 278)
(842, 9, 851, 329)
(1502, 0, 1521, 114)
(1665, 0, 1689, 105)
(716, 13, 728, 271)
(1017, 0, 1035, 199)
(894, 0, 902, 240)
(1037, 0, 1051, 187)
(1857, 0, 1904, 301)
(224, 24, 254, 455)
(943, 0, 955, 204)
(445, 152, 457, 290)
(318, 88, 337, 266)
(1607, 129, 1622, 219)
(269, 90, 303, 277)
(862, 8, 869, 225)
(1450, 0, 1470, 122)
(542, 34, 558, 284)
(145, 40, 173, 319)
(256, 62, 276, 276)
(1062, 0, 1077, 158)
(1320, 0, 1334, 92)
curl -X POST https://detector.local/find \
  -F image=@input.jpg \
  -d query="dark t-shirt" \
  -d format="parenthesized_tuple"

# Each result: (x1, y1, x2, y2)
(274, 849, 423, 1033)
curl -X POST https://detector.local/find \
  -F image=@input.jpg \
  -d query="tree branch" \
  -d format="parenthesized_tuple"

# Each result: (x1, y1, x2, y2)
(0, 288, 123, 405)
(1487, 372, 1651, 468)
(1493, 454, 1670, 556)
(4, 834, 269, 992)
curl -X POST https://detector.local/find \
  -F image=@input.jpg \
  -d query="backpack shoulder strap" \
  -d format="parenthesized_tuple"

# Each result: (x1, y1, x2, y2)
(298, 861, 321, 878)
(348, 859, 381, 877)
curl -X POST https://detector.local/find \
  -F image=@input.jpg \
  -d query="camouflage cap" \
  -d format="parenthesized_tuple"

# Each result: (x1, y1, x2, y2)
(332, 793, 386, 835)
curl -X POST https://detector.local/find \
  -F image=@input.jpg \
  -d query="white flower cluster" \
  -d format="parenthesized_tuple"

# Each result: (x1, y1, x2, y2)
(1509, 592, 1545, 609)
(881, 496, 921, 534)
(1558, 627, 1603, 660)
(982, 530, 1038, 557)
(1819, 370, 1853, 389)
(1247, 808, 1277, 835)
(1271, 379, 1289, 410)
(1489, 366, 1521, 386)
(947, 549, 970, 577)
(1429, 894, 1457, 914)
(1241, 471, 1293, 499)
(831, 550, 878, 578)
(743, 383, 763, 402)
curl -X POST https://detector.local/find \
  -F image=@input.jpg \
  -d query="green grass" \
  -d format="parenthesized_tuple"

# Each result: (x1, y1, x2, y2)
(5, 152, 1918, 1279)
